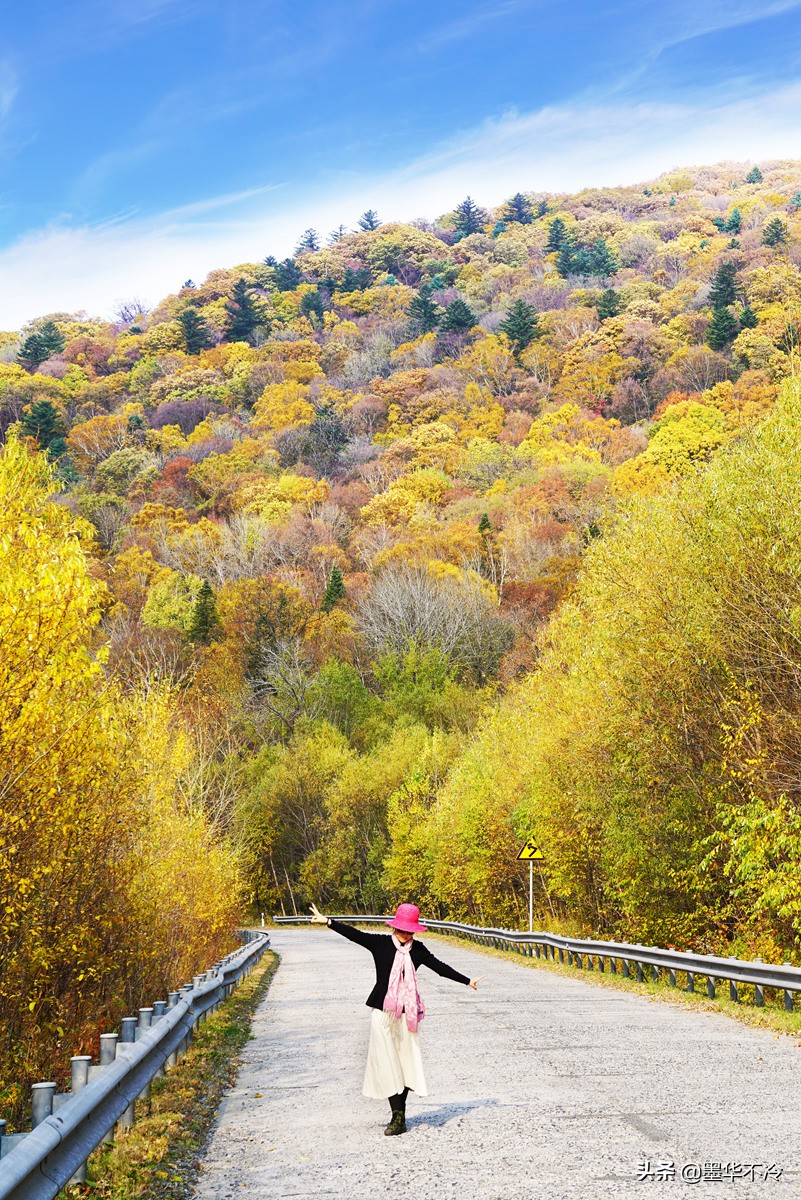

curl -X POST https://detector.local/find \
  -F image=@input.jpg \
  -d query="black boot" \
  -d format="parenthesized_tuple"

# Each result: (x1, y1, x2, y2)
(384, 1109, 406, 1135)
(384, 1088, 409, 1135)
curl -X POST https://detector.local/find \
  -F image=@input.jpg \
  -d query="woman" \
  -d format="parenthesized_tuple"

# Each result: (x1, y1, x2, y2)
(309, 901, 483, 1135)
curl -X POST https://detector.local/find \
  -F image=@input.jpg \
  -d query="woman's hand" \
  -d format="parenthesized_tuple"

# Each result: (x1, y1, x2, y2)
(309, 902, 328, 925)
(469, 976, 484, 990)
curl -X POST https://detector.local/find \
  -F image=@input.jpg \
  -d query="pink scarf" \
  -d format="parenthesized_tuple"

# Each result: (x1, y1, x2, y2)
(383, 934, 425, 1032)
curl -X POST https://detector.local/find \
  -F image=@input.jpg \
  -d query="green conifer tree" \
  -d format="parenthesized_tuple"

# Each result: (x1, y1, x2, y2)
(342, 266, 372, 291)
(726, 208, 742, 234)
(739, 304, 758, 329)
(546, 217, 568, 252)
(358, 210, 381, 231)
(321, 564, 346, 613)
(502, 193, 534, 225)
(300, 289, 326, 324)
(187, 581, 221, 644)
(18, 320, 65, 370)
(295, 228, 320, 254)
(762, 217, 787, 247)
(20, 399, 66, 454)
(706, 307, 739, 350)
(440, 297, 476, 332)
(746, 166, 764, 184)
(499, 299, 539, 354)
(225, 278, 266, 342)
(478, 512, 492, 536)
(265, 257, 302, 290)
(708, 261, 740, 307)
(408, 285, 443, 333)
(555, 238, 577, 276)
(597, 289, 622, 320)
(452, 196, 488, 239)
(588, 238, 618, 277)
(177, 307, 213, 354)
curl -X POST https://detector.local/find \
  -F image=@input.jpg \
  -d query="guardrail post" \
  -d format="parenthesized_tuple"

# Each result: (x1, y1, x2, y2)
(137, 1008, 154, 1104)
(180, 984, 194, 1052)
(707, 976, 716, 999)
(622, 959, 630, 978)
(609, 957, 616, 974)
(636, 962, 644, 982)
(31, 1081, 56, 1128)
(754, 959, 764, 1006)
(67, 1056, 93, 1184)
(687, 971, 695, 993)
(118, 1017, 137, 1129)
(193, 977, 205, 1024)
(151, 1002, 167, 1075)
(99, 1034, 119, 1144)
(783, 965, 794, 1012)
(652, 966, 659, 984)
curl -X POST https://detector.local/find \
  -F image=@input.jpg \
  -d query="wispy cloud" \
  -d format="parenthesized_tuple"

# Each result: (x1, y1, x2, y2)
(418, 1, 541, 52)
(670, 0, 801, 41)
(2, 78, 801, 328)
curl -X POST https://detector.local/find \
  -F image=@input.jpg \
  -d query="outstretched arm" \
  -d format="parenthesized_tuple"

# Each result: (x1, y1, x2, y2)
(309, 903, 381, 950)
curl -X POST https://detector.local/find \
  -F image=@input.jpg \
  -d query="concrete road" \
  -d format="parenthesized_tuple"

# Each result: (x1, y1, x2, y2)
(192, 928, 801, 1200)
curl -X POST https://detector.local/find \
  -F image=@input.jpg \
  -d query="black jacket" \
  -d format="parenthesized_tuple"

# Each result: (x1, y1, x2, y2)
(328, 919, 471, 1009)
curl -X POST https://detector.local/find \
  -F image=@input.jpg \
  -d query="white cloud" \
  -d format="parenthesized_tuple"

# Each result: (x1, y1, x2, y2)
(2, 79, 801, 328)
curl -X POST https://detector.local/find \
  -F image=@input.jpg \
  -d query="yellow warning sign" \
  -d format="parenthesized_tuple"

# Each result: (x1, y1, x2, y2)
(518, 839, 545, 861)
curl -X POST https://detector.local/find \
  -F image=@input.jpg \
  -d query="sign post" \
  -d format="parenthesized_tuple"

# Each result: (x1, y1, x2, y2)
(517, 839, 545, 933)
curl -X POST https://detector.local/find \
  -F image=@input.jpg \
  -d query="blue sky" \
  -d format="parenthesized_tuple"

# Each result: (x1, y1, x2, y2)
(3, 0, 801, 327)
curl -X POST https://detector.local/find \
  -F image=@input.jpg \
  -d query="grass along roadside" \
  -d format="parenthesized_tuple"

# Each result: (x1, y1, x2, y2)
(426, 930, 801, 1043)
(73, 950, 279, 1200)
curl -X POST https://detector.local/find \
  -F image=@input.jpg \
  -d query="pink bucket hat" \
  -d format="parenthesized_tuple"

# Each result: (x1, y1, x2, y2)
(386, 903, 428, 934)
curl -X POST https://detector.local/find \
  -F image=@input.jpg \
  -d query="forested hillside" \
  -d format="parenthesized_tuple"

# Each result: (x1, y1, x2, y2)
(4, 160, 801, 1104)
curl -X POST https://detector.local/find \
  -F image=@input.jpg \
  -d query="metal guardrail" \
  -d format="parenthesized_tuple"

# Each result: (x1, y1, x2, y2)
(274, 914, 801, 1010)
(0, 929, 269, 1200)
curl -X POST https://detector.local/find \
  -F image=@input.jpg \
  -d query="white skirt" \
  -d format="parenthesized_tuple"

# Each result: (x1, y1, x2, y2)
(362, 1009, 428, 1099)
